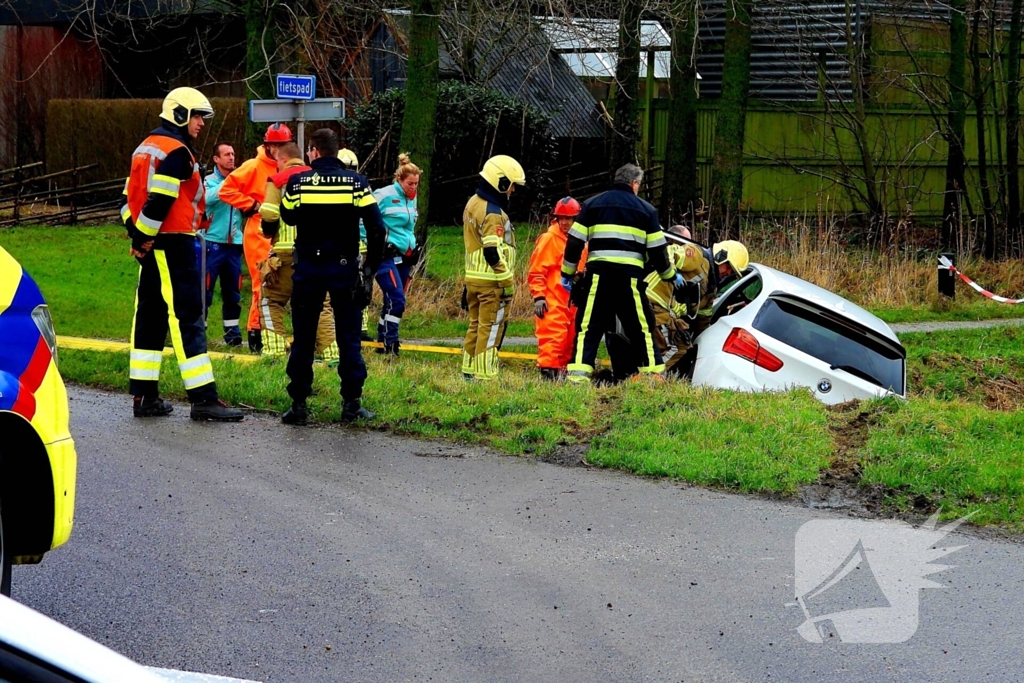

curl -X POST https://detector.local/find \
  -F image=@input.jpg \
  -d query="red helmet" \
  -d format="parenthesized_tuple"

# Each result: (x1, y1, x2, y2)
(553, 196, 581, 217)
(264, 123, 293, 143)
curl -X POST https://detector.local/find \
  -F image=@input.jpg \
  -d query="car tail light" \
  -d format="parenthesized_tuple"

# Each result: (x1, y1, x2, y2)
(722, 327, 783, 372)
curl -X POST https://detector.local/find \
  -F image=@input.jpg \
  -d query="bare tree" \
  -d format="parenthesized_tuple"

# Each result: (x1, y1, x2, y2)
(710, 0, 753, 241)
(661, 0, 699, 225)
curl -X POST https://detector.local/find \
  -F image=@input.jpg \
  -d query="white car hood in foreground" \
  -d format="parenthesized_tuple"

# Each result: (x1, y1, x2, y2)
(0, 595, 260, 683)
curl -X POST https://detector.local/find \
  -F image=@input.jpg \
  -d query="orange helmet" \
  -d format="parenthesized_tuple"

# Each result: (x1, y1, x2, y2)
(264, 123, 293, 143)
(553, 196, 581, 217)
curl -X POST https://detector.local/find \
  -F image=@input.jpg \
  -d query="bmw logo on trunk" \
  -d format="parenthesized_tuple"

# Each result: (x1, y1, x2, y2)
(817, 379, 832, 393)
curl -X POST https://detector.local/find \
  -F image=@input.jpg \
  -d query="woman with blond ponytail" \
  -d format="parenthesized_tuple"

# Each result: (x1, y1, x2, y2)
(370, 153, 421, 356)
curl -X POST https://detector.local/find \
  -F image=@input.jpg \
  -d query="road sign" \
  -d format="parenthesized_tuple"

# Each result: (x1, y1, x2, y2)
(249, 99, 346, 123)
(276, 74, 316, 101)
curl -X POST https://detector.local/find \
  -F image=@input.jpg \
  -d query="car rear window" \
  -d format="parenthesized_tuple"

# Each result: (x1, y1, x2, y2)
(752, 295, 905, 395)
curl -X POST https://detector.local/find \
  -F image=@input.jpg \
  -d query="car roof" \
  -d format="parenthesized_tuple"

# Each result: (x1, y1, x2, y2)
(751, 264, 901, 344)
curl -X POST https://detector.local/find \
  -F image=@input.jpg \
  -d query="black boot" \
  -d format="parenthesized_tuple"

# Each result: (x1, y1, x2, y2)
(247, 329, 263, 354)
(282, 401, 308, 425)
(360, 330, 374, 342)
(374, 342, 400, 356)
(340, 399, 375, 423)
(539, 368, 561, 381)
(190, 398, 245, 422)
(133, 395, 174, 417)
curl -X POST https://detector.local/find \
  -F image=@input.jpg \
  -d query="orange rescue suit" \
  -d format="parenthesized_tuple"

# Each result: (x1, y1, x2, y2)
(218, 145, 277, 331)
(527, 221, 587, 370)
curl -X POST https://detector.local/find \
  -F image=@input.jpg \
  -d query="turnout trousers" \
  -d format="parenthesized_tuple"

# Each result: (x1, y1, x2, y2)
(567, 271, 664, 383)
(129, 234, 217, 403)
(286, 254, 366, 404)
(259, 250, 339, 361)
(461, 283, 509, 380)
(204, 241, 243, 341)
(375, 258, 412, 345)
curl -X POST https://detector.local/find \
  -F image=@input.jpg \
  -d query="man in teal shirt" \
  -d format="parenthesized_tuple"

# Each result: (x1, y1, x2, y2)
(203, 142, 244, 346)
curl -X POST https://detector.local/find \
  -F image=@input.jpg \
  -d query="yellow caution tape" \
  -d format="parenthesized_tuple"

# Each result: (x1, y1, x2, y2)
(58, 336, 541, 362)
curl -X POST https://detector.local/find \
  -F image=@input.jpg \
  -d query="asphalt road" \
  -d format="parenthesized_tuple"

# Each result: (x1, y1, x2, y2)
(13, 387, 1024, 682)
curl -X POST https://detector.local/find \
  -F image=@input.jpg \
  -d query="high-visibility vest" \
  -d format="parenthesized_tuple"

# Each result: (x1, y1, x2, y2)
(126, 134, 205, 236)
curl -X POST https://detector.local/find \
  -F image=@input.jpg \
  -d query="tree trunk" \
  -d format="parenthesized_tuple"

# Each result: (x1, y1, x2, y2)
(661, 0, 699, 227)
(245, 0, 276, 155)
(400, 0, 440, 244)
(610, 0, 643, 173)
(710, 0, 753, 241)
(943, 0, 968, 250)
(1007, 0, 1022, 255)
(971, 0, 997, 258)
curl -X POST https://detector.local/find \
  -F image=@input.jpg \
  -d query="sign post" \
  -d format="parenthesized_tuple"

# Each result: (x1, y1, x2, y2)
(248, 75, 345, 154)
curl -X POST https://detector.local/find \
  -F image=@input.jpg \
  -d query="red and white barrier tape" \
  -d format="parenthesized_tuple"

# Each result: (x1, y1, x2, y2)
(938, 255, 1024, 304)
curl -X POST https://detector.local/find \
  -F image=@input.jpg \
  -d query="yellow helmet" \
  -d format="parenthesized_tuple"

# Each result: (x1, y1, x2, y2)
(712, 240, 749, 277)
(339, 148, 359, 170)
(160, 87, 214, 126)
(480, 155, 526, 193)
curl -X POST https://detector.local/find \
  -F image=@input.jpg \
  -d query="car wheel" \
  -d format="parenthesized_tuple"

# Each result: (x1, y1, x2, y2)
(0, 499, 10, 597)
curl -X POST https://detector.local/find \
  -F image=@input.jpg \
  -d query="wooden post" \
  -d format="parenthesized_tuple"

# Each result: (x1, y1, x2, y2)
(938, 253, 956, 299)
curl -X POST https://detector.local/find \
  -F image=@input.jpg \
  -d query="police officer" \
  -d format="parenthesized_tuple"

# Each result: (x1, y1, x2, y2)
(561, 163, 680, 383)
(278, 128, 386, 425)
(122, 86, 244, 421)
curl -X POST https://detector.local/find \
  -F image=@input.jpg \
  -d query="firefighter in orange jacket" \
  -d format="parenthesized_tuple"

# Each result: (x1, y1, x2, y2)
(121, 87, 243, 421)
(527, 197, 587, 380)
(218, 123, 292, 353)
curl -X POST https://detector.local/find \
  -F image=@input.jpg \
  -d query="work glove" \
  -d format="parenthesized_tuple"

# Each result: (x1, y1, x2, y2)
(534, 298, 548, 319)
(357, 266, 374, 309)
(460, 285, 469, 312)
(241, 201, 261, 218)
(560, 276, 574, 293)
(502, 285, 515, 299)
(672, 273, 685, 291)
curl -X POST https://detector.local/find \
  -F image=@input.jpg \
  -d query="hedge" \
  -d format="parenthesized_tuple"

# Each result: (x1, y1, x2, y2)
(46, 98, 249, 186)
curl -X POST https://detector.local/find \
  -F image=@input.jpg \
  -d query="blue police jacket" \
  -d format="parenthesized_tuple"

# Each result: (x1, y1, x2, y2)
(203, 167, 243, 245)
(372, 181, 418, 254)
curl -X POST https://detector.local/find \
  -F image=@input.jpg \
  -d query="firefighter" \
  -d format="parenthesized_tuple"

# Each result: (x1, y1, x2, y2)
(561, 163, 681, 384)
(527, 196, 586, 380)
(612, 235, 750, 378)
(373, 153, 421, 356)
(219, 122, 293, 353)
(258, 142, 341, 364)
(675, 238, 750, 341)
(462, 155, 525, 380)
(121, 86, 244, 421)
(278, 128, 386, 425)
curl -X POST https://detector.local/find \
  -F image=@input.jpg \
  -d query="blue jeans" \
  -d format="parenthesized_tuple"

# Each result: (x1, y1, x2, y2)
(375, 258, 411, 345)
(204, 241, 243, 340)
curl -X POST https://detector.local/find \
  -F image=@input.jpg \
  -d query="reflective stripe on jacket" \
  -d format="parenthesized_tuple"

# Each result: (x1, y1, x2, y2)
(373, 181, 418, 254)
(463, 187, 515, 288)
(561, 183, 674, 282)
(125, 133, 204, 236)
(260, 158, 310, 251)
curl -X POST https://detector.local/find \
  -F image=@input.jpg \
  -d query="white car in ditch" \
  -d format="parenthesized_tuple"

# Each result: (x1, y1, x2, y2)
(690, 264, 906, 404)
